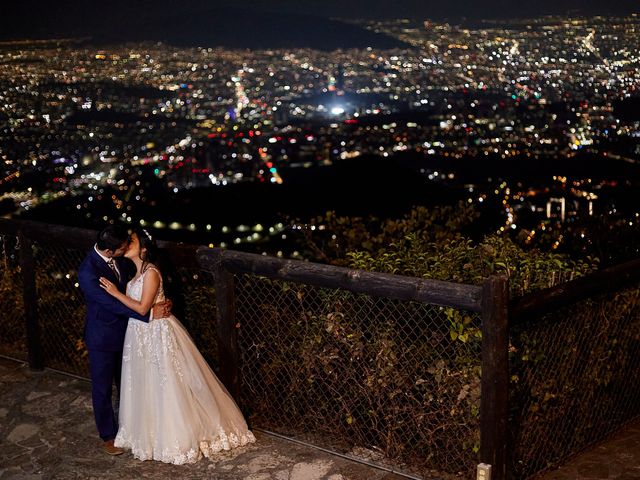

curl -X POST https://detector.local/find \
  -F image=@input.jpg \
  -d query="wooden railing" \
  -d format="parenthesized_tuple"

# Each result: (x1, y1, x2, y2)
(196, 247, 509, 479)
(3, 218, 638, 478)
(511, 257, 640, 322)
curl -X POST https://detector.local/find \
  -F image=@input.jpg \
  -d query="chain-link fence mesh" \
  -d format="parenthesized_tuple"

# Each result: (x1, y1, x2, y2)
(509, 281, 640, 478)
(32, 240, 90, 375)
(163, 264, 218, 370)
(0, 233, 25, 361)
(234, 274, 482, 476)
(0, 224, 218, 379)
(25, 239, 217, 377)
(0, 226, 484, 475)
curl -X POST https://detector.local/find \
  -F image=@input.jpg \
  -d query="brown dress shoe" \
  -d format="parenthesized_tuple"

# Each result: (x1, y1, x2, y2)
(104, 439, 124, 456)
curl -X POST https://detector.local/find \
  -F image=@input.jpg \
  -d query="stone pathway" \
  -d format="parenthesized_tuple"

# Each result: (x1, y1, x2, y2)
(6, 355, 640, 480)
(536, 420, 640, 480)
(0, 358, 410, 480)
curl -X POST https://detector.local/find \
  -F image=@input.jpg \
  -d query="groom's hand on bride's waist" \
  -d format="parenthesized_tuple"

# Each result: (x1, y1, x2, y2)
(151, 300, 172, 320)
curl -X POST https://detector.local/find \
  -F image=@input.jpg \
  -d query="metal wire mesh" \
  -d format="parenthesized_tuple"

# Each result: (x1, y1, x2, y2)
(0, 225, 490, 476)
(509, 281, 640, 478)
(4, 221, 640, 479)
(234, 274, 482, 476)
(32, 240, 89, 376)
(0, 233, 25, 360)
(22, 241, 217, 377)
(163, 264, 218, 370)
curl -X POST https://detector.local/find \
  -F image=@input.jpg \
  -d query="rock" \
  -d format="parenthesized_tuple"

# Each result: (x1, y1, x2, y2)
(243, 474, 271, 480)
(274, 470, 290, 480)
(7, 423, 40, 442)
(26, 391, 51, 401)
(243, 453, 285, 473)
(290, 460, 333, 480)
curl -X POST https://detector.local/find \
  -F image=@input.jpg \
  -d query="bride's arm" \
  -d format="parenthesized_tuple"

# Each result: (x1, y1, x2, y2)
(99, 270, 160, 316)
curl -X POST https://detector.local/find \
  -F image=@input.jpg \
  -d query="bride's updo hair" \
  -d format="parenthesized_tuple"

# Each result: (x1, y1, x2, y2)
(135, 228, 159, 272)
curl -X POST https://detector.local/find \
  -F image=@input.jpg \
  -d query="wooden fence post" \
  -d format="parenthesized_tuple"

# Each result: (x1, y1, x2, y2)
(212, 249, 241, 402)
(19, 230, 44, 370)
(480, 275, 510, 479)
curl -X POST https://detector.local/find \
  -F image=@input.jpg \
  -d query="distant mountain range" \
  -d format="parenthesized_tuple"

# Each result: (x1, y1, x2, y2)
(2, 0, 636, 50)
(0, 1, 409, 50)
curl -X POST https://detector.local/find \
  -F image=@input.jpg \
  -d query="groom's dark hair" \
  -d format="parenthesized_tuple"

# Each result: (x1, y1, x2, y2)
(97, 224, 130, 251)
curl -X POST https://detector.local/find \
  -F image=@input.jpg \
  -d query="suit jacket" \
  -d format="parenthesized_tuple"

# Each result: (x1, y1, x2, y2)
(78, 248, 149, 352)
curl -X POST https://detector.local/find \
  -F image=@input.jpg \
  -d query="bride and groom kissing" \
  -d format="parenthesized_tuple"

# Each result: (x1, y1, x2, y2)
(78, 224, 255, 464)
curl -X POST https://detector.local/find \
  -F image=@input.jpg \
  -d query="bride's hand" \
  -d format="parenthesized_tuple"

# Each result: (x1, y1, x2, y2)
(99, 277, 118, 296)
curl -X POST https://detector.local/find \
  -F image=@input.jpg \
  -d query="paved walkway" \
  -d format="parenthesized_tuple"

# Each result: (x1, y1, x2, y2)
(0, 358, 414, 480)
(536, 420, 640, 480)
(4, 356, 640, 480)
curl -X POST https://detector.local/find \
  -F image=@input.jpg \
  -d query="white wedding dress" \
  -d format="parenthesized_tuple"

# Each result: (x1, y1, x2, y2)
(114, 266, 255, 464)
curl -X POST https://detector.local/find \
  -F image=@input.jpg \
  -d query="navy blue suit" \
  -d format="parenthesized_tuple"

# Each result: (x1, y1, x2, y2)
(78, 248, 149, 441)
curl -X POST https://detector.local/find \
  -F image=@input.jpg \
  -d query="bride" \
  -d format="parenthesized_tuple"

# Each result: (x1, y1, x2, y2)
(99, 228, 255, 464)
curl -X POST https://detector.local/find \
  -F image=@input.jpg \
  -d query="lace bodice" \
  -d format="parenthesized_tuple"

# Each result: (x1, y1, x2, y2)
(126, 265, 165, 304)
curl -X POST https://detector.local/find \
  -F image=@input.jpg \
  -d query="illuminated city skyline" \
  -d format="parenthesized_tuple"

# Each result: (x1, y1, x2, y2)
(0, 11, 638, 258)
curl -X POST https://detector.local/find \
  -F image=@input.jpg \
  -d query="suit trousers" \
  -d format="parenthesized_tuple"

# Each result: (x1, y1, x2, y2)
(88, 349, 122, 441)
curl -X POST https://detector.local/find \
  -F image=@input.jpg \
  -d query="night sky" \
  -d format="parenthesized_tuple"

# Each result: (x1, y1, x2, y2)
(2, 0, 639, 26)
(223, 0, 639, 19)
(0, 0, 638, 47)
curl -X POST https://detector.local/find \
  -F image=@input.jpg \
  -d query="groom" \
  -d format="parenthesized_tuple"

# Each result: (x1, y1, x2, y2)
(78, 224, 171, 455)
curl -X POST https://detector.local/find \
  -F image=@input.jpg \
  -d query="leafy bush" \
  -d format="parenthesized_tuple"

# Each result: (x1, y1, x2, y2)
(291, 202, 479, 265)
(236, 277, 481, 476)
(0, 252, 25, 357)
(347, 234, 596, 297)
(509, 284, 640, 477)
(287, 204, 617, 477)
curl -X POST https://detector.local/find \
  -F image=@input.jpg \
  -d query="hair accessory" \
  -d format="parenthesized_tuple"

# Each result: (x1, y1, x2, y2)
(142, 229, 153, 241)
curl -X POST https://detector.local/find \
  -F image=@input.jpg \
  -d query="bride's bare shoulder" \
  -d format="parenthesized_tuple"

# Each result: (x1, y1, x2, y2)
(143, 264, 162, 279)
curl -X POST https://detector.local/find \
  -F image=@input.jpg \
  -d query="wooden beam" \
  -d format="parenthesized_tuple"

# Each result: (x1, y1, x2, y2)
(511, 258, 640, 323)
(0, 219, 199, 266)
(0, 218, 20, 236)
(197, 247, 483, 312)
(14, 220, 95, 250)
